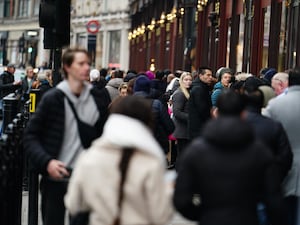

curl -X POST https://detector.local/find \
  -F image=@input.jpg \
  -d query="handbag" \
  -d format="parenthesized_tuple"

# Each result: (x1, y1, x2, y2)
(65, 95, 100, 148)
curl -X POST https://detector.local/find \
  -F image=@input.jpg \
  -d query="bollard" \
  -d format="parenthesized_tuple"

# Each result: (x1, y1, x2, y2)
(0, 123, 23, 225)
(2, 93, 20, 134)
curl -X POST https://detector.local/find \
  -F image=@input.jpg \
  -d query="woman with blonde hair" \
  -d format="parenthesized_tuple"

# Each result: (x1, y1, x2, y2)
(171, 71, 193, 160)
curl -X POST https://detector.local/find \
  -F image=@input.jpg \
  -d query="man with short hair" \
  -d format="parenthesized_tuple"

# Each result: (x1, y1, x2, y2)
(271, 72, 289, 96)
(188, 66, 213, 139)
(0, 63, 22, 124)
(264, 67, 300, 225)
(20, 66, 36, 102)
(24, 47, 111, 225)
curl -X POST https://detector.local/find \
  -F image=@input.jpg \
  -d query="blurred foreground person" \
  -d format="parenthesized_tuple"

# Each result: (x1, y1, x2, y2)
(174, 90, 284, 225)
(24, 47, 111, 225)
(264, 67, 300, 225)
(65, 96, 174, 225)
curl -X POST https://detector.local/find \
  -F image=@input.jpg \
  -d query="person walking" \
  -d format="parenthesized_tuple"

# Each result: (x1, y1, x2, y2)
(23, 47, 111, 225)
(65, 96, 174, 225)
(263, 67, 300, 225)
(188, 66, 213, 139)
(174, 90, 285, 225)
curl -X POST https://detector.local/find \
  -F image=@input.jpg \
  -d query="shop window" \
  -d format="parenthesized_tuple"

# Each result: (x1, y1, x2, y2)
(262, 6, 271, 69)
(278, 3, 288, 71)
(108, 30, 121, 69)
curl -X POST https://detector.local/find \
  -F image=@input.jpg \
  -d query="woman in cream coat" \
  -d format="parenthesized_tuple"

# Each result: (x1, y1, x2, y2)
(65, 96, 174, 225)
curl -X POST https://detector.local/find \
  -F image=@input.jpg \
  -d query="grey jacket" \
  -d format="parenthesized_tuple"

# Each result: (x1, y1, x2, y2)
(172, 89, 189, 139)
(263, 86, 300, 196)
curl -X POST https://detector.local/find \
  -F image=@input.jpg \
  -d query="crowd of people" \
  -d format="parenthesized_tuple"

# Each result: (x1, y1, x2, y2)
(1, 46, 300, 225)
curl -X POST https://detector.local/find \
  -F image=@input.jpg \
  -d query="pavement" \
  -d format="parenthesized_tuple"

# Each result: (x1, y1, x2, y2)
(21, 190, 196, 225)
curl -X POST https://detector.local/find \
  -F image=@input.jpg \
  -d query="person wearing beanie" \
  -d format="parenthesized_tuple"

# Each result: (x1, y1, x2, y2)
(211, 67, 233, 107)
(124, 72, 137, 82)
(145, 70, 155, 80)
(133, 75, 175, 155)
(261, 67, 277, 84)
(133, 75, 151, 93)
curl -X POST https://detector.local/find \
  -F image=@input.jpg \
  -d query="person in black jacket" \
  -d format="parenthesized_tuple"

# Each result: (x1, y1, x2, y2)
(174, 90, 285, 225)
(0, 63, 22, 99)
(188, 66, 213, 139)
(133, 75, 175, 155)
(23, 47, 111, 225)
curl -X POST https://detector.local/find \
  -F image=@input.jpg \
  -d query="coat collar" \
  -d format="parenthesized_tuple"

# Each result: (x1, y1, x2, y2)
(94, 114, 166, 165)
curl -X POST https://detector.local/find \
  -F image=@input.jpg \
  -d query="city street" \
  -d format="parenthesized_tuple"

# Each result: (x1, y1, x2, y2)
(21, 191, 197, 225)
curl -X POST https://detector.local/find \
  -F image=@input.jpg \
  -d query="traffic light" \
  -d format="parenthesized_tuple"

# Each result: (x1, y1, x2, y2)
(39, 0, 70, 49)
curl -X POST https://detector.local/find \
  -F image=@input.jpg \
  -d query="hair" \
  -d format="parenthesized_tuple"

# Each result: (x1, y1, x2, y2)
(61, 47, 90, 79)
(198, 66, 212, 75)
(179, 72, 192, 99)
(118, 82, 128, 92)
(244, 89, 264, 109)
(288, 67, 300, 86)
(272, 72, 288, 83)
(216, 90, 245, 116)
(109, 95, 153, 131)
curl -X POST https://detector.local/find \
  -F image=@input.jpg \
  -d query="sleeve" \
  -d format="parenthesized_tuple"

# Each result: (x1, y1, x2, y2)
(173, 144, 202, 221)
(64, 157, 89, 215)
(23, 91, 63, 174)
(211, 89, 221, 107)
(144, 162, 174, 225)
(274, 123, 293, 180)
(156, 100, 175, 135)
(0, 74, 14, 91)
(260, 144, 285, 225)
(172, 91, 188, 122)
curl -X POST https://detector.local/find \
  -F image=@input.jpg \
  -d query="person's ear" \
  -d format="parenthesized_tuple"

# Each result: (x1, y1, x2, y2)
(240, 110, 247, 120)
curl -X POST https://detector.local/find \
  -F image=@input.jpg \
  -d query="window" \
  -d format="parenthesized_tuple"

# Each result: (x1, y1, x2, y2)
(33, 0, 40, 16)
(18, 0, 30, 17)
(4, 0, 12, 17)
(108, 30, 121, 68)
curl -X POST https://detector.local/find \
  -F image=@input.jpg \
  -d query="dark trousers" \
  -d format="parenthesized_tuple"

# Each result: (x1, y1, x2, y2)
(284, 196, 299, 225)
(40, 177, 69, 225)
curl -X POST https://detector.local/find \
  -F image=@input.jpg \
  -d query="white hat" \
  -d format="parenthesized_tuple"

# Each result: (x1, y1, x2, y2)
(90, 69, 100, 81)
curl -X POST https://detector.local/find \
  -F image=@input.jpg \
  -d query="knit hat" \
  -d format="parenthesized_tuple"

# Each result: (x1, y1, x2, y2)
(263, 68, 277, 83)
(124, 72, 137, 82)
(90, 69, 100, 81)
(145, 70, 155, 80)
(134, 75, 151, 93)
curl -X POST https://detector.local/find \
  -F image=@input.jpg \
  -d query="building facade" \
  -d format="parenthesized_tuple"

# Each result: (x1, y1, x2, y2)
(128, 0, 300, 75)
(0, 0, 131, 71)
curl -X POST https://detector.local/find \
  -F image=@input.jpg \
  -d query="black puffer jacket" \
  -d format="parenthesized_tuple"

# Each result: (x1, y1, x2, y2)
(23, 87, 111, 174)
(188, 77, 211, 139)
(174, 117, 284, 225)
(0, 71, 21, 98)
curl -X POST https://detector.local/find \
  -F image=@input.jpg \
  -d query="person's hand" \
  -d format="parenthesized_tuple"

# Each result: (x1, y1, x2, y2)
(47, 159, 70, 180)
(13, 80, 22, 85)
